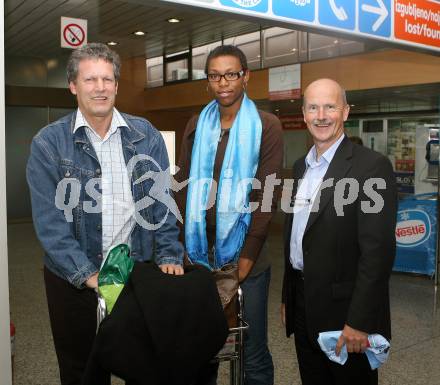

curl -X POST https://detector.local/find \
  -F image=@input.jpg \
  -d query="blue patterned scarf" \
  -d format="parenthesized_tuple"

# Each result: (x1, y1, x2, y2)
(185, 94, 262, 269)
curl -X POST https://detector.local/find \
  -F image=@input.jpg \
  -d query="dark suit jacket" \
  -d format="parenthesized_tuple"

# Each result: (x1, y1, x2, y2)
(282, 137, 397, 344)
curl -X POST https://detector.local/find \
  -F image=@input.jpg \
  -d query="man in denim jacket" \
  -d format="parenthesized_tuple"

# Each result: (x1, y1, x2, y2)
(26, 43, 184, 385)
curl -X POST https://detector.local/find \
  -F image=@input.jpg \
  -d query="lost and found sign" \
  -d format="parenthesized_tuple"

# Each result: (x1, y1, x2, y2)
(157, 0, 440, 52)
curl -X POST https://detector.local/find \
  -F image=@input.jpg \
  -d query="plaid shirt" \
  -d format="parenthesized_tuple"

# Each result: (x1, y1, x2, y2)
(74, 108, 135, 261)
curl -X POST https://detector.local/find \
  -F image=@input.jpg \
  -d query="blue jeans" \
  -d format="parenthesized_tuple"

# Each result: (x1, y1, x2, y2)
(242, 267, 274, 385)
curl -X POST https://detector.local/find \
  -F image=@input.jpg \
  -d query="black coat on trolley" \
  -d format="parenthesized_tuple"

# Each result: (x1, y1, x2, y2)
(83, 262, 228, 385)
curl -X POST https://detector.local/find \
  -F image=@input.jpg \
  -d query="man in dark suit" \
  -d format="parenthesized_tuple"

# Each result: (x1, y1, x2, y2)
(281, 78, 397, 385)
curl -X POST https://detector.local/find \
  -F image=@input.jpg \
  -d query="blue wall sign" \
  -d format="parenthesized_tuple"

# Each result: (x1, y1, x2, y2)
(272, 0, 315, 22)
(394, 195, 437, 276)
(155, 0, 440, 53)
(319, 0, 356, 31)
(359, 0, 391, 37)
(220, 0, 268, 13)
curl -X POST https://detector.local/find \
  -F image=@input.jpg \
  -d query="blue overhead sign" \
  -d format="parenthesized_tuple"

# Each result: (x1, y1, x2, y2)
(154, 0, 440, 53)
(319, 0, 356, 31)
(219, 0, 268, 13)
(272, 0, 315, 22)
(359, 0, 392, 37)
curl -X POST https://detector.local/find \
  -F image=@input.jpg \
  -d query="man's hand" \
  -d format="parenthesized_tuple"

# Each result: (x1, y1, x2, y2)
(281, 303, 286, 326)
(85, 273, 99, 289)
(159, 264, 184, 275)
(335, 324, 369, 356)
(238, 257, 254, 282)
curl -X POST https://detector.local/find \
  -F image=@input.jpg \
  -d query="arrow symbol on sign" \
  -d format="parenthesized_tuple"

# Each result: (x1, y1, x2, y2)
(361, 0, 388, 32)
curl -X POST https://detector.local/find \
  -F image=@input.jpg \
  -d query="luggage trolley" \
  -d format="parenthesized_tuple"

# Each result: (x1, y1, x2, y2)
(213, 287, 249, 385)
(96, 284, 248, 385)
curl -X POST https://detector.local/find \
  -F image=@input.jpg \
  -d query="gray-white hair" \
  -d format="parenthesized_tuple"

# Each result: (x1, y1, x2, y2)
(67, 42, 121, 83)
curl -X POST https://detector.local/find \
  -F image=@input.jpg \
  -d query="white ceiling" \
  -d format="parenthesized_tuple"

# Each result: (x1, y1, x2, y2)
(5, 0, 264, 59)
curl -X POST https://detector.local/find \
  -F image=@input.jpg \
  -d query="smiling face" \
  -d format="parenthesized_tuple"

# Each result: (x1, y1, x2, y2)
(302, 79, 350, 155)
(206, 55, 249, 109)
(69, 58, 118, 123)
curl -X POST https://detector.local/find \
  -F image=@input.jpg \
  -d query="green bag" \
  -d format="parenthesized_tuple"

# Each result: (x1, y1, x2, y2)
(98, 244, 134, 314)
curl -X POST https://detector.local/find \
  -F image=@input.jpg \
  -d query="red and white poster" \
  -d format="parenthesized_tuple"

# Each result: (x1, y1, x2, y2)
(269, 64, 301, 101)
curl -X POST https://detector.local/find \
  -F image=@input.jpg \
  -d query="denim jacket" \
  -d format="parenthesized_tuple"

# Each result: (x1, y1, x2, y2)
(27, 112, 184, 288)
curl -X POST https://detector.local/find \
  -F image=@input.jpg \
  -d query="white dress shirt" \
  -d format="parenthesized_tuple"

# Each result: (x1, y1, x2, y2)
(74, 108, 136, 262)
(290, 134, 345, 271)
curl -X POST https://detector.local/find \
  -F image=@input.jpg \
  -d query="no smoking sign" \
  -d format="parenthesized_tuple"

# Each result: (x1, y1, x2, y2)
(61, 17, 87, 49)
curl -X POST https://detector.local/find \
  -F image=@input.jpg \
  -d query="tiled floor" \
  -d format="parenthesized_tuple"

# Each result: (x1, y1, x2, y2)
(8, 222, 440, 385)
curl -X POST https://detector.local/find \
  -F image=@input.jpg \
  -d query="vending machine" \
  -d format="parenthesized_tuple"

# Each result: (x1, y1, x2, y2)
(394, 124, 439, 278)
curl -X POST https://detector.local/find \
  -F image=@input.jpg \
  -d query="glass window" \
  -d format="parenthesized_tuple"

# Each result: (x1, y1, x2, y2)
(166, 59, 188, 82)
(192, 41, 222, 79)
(263, 27, 298, 67)
(224, 31, 261, 70)
(299, 31, 308, 62)
(308, 33, 340, 61)
(146, 30, 366, 87)
(361, 119, 387, 155)
(6, 106, 48, 218)
(339, 39, 364, 56)
(308, 34, 365, 61)
(387, 118, 417, 193)
(146, 56, 163, 88)
(165, 51, 190, 83)
(345, 120, 361, 138)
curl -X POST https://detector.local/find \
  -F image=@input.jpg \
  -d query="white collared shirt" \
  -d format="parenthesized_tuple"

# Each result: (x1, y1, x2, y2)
(289, 134, 345, 271)
(74, 108, 136, 262)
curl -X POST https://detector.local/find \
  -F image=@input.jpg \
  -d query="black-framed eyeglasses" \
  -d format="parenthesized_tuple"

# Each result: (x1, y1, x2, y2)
(206, 70, 245, 82)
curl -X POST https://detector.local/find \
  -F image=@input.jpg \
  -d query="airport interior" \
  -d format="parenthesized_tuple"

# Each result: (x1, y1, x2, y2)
(1, 0, 440, 384)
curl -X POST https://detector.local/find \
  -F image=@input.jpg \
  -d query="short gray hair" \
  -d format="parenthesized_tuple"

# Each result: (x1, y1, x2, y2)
(341, 88, 348, 105)
(67, 43, 121, 83)
(303, 78, 348, 106)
